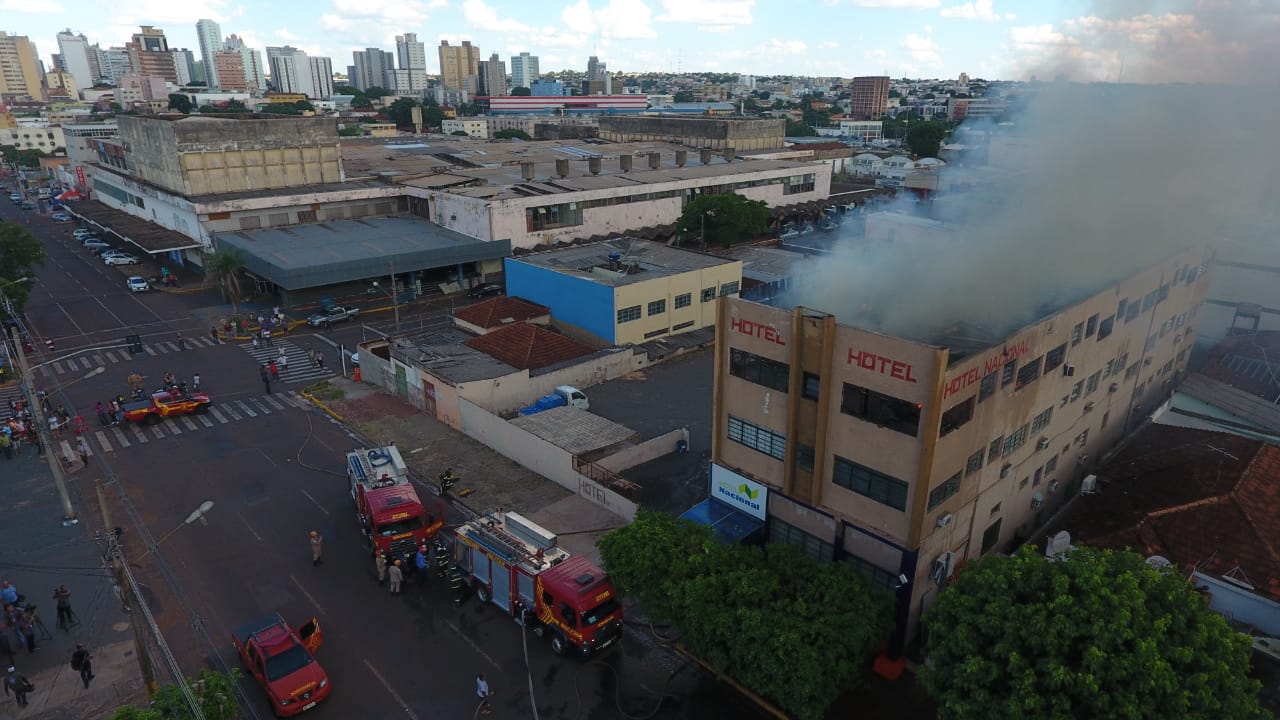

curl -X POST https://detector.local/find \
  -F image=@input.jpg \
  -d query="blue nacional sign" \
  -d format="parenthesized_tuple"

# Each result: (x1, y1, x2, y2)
(710, 463, 768, 521)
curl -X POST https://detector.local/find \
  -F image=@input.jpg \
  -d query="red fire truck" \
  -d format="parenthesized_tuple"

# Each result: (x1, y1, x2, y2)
(346, 446, 444, 564)
(454, 510, 623, 656)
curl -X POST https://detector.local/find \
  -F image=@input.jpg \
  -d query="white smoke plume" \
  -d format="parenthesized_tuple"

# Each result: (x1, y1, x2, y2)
(782, 1, 1280, 343)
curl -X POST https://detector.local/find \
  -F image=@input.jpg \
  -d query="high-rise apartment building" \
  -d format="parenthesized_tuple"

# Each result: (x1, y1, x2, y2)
(438, 40, 479, 91)
(850, 75, 890, 119)
(45, 69, 79, 100)
(224, 34, 266, 90)
(510, 52, 538, 90)
(213, 50, 249, 91)
(478, 53, 507, 97)
(396, 33, 426, 72)
(102, 48, 132, 85)
(350, 48, 395, 92)
(195, 19, 223, 88)
(127, 26, 177, 83)
(266, 46, 333, 99)
(172, 48, 197, 85)
(586, 55, 606, 81)
(55, 29, 96, 91)
(0, 31, 44, 100)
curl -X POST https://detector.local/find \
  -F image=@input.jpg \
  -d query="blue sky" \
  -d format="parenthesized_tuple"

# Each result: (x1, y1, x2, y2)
(5, 0, 1162, 81)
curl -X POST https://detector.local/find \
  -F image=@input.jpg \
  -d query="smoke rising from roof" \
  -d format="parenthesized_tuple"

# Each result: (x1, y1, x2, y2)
(782, 1, 1280, 344)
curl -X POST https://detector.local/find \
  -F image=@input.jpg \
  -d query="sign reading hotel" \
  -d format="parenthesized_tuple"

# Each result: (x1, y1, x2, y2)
(942, 338, 1032, 399)
(847, 348, 918, 383)
(730, 317, 787, 346)
(710, 463, 768, 521)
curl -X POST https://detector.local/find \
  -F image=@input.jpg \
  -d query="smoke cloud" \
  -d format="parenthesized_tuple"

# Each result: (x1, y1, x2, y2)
(782, 0, 1280, 344)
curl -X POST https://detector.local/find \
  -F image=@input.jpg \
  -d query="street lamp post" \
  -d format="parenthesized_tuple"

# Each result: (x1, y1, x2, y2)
(138, 500, 215, 558)
(371, 260, 401, 335)
(9, 326, 78, 526)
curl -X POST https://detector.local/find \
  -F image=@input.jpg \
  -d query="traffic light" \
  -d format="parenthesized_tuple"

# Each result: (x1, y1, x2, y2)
(127, 334, 143, 354)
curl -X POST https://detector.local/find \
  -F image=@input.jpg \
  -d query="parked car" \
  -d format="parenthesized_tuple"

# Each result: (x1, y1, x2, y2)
(19, 201, 35, 210)
(8, 193, 20, 202)
(780, 229, 801, 242)
(126, 276, 150, 292)
(72, 229, 95, 239)
(82, 240, 112, 251)
(306, 305, 360, 328)
(51, 212, 71, 222)
(467, 283, 504, 299)
(103, 254, 140, 266)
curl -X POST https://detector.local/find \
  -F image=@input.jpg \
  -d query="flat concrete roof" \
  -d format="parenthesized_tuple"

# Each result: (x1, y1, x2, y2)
(725, 245, 810, 283)
(392, 329, 518, 384)
(214, 216, 511, 290)
(510, 238, 737, 288)
(510, 406, 637, 455)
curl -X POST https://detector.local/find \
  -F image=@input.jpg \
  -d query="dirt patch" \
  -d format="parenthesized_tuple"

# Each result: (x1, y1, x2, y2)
(330, 393, 419, 422)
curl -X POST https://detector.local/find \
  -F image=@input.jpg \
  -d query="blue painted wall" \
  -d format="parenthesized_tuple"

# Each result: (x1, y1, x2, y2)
(504, 259, 616, 343)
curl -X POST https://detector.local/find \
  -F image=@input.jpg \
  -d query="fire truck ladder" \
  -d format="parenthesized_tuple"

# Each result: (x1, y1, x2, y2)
(466, 515, 550, 570)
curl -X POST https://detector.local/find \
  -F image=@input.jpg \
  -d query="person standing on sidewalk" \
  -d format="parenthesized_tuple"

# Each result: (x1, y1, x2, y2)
(15, 612, 35, 654)
(388, 560, 403, 595)
(307, 348, 317, 368)
(374, 551, 388, 585)
(278, 351, 288, 378)
(309, 531, 323, 566)
(4, 665, 31, 708)
(476, 673, 493, 715)
(52, 585, 73, 630)
(76, 437, 91, 467)
(70, 644, 93, 688)
(268, 359, 280, 382)
(260, 365, 271, 395)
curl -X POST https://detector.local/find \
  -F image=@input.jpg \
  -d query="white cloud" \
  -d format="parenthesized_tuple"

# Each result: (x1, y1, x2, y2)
(0, 0, 65, 13)
(463, 0, 534, 33)
(276, 28, 302, 41)
(850, 0, 940, 8)
(900, 29, 941, 66)
(656, 0, 754, 31)
(817, 40, 839, 49)
(561, 0, 656, 40)
(939, 0, 1013, 22)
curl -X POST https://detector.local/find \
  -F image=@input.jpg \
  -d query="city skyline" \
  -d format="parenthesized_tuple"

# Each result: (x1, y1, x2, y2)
(4, 0, 1261, 83)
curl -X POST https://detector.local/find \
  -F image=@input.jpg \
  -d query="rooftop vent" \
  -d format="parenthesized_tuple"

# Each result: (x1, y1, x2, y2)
(520, 161, 534, 181)
(675, 149, 687, 167)
(723, 147, 736, 163)
(619, 154, 633, 173)
(648, 152, 660, 170)
(700, 148, 713, 165)
(555, 158, 569, 178)
(588, 156, 601, 175)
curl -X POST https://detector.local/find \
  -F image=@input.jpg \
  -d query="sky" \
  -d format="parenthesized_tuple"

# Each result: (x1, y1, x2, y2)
(3, 0, 1193, 82)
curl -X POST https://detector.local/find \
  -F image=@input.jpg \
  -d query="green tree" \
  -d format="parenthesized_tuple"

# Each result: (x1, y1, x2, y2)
(109, 102, 123, 113)
(204, 246, 247, 315)
(167, 93, 192, 114)
(364, 86, 389, 99)
(109, 669, 240, 720)
(338, 126, 364, 137)
(922, 546, 1266, 720)
(757, 90, 771, 100)
(905, 120, 948, 158)
(334, 84, 371, 109)
(450, 130, 468, 136)
(0, 222, 47, 309)
(785, 119, 818, 137)
(493, 128, 531, 140)
(673, 90, 695, 103)
(600, 512, 891, 720)
(510, 86, 531, 96)
(676, 194, 770, 248)
(388, 97, 420, 128)
(422, 105, 445, 129)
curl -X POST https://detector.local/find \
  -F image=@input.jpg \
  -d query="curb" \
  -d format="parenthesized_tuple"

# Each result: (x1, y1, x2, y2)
(301, 390, 344, 422)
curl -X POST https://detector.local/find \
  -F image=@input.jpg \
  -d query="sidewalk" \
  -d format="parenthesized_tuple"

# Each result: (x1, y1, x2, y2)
(0, 444, 144, 719)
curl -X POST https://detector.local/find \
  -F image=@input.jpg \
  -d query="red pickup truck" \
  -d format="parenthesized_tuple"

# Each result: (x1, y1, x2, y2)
(122, 390, 211, 424)
(232, 613, 329, 716)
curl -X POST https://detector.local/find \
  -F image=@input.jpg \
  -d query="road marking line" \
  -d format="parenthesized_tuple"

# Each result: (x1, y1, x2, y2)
(53, 361, 65, 374)
(181, 416, 198, 430)
(162, 418, 182, 435)
(197, 415, 213, 427)
(154, 343, 169, 354)
(40, 366, 51, 378)
(144, 345, 157, 356)
(111, 426, 130, 447)
(234, 400, 257, 417)
(447, 621, 502, 671)
(105, 351, 118, 362)
(289, 575, 326, 616)
(209, 407, 229, 423)
(131, 426, 148, 443)
(222, 404, 242, 421)
(150, 425, 165, 439)
(251, 399, 271, 414)
(93, 354, 104, 365)
(94, 430, 112, 453)
(235, 511, 263, 542)
(362, 660, 422, 720)
(262, 395, 285, 410)
(300, 489, 329, 516)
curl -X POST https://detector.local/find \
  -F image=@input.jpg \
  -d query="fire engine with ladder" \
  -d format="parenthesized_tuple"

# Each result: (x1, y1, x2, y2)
(346, 446, 444, 564)
(453, 510, 623, 657)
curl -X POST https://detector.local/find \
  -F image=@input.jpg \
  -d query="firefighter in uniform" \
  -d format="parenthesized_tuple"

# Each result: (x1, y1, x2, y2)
(434, 540, 451, 578)
(448, 565, 467, 606)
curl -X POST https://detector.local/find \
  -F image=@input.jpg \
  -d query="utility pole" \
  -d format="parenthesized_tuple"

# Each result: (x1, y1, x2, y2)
(389, 260, 401, 336)
(10, 327, 77, 525)
(95, 479, 159, 696)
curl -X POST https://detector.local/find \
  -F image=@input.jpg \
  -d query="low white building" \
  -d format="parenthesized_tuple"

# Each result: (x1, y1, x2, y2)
(0, 126, 65, 152)
(441, 118, 488, 139)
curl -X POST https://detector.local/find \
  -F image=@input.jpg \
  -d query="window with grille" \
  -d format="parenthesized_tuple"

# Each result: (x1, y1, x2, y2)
(832, 456, 908, 510)
(769, 519, 833, 562)
(802, 373, 821, 400)
(845, 554, 897, 593)
(979, 371, 998, 401)
(616, 305, 641, 323)
(719, 281, 740, 297)
(840, 383, 920, 437)
(674, 293, 692, 309)
(965, 449, 984, 476)
(727, 416, 786, 461)
(729, 349, 789, 393)
(647, 299, 666, 316)
(927, 472, 961, 510)
(701, 287, 716, 302)
(1031, 407, 1053, 432)
(940, 396, 975, 437)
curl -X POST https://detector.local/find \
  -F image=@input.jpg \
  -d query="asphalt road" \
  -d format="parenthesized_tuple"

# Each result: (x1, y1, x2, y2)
(3, 196, 771, 720)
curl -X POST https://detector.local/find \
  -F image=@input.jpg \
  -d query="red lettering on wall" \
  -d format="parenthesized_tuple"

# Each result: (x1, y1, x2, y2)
(942, 338, 1033, 399)
(730, 317, 787, 346)
(847, 349, 918, 383)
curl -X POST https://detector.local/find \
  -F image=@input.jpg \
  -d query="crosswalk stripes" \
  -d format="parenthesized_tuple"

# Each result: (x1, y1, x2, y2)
(29, 333, 268, 379)
(239, 339, 335, 385)
(83, 391, 312, 455)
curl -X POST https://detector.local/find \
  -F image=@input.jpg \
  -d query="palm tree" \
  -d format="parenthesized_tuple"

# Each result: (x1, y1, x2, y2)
(204, 247, 247, 316)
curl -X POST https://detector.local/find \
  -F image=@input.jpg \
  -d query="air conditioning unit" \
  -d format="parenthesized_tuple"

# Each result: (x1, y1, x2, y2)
(1031, 493, 1044, 508)
(1109, 383, 1119, 393)
(1081, 474, 1098, 494)
(1000, 463, 1012, 478)
(1036, 437, 1051, 450)
(936, 513, 954, 529)
(1077, 455, 1089, 467)
(931, 551, 955, 584)
(1084, 401, 1095, 412)
(1062, 363, 1076, 377)
(1048, 480, 1059, 493)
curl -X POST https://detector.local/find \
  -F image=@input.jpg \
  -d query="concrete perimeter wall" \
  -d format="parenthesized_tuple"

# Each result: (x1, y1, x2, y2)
(458, 398, 638, 520)
(595, 428, 686, 473)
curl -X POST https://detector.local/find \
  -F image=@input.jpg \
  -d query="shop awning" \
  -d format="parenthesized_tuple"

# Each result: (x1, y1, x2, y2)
(680, 498, 765, 544)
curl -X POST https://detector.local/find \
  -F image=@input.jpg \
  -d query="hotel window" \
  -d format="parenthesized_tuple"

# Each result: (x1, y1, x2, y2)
(988, 436, 1003, 464)
(845, 554, 897, 594)
(1031, 407, 1053, 433)
(770, 519, 833, 562)
(1085, 371, 1102, 395)
(1003, 423, 1030, 456)
(939, 396, 975, 437)
(794, 443, 814, 473)
(674, 293, 692, 309)
(832, 456, 908, 511)
(701, 287, 717, 302)
(965, 449, 985, 476)
(1044, 343, 1067, 373)
(729, 349, 790, 393)
(840, 383, 920, 437)
(927, 471, 962, 510)
(647, 299, 666, 316)
(1070, 323, 1083, 347)
(727, 415, 786, 461)
(616, 305, 641, 323)
(1098, 315, 1115, 339)
(1001, 359, 1017, 387)
(1070, 380, 1083, 401)
(1015, 356, 1043, 390)
(1086, 313, 1099, 337)
(981, 519, 1003, 554)
(802, 373, 821, 400)
(978, 371, 998, 402)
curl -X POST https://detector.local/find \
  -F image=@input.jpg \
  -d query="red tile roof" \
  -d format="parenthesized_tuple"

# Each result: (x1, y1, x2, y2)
(1199, 330, 1280, 401)
(1063, 424, 1280, 599)
(463, 322, 595, 371)
(453, 296, 551, 330)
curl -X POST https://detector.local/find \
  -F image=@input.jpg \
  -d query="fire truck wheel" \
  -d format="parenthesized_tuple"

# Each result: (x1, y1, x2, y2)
(549, 632, 569, 656)
(475, 584, 491, 603)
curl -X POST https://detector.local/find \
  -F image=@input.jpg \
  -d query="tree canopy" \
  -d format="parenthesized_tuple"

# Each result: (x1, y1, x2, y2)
(905, 120, 948, 158)
(676, 193, 770, 249)
(600, 511, 892, 720)
(510, 86, 531, 96)
(673, 90, 695, 103)
(204, 247, 247, 315)
(167, 93, 192, 114)
(333, 84, 372, 109)
(109, 669, 239, 720)
(0, 145, 47, 168)
(784, 119, 818, 137)
(921, 546, 1266, 720)
(493, 128, 531, 140)
(0, 222, 46, 309)
(388, 97, 420, 128)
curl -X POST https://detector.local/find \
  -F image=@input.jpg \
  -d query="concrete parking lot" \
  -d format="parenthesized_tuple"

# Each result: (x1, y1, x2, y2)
(583, 349, 715, 515)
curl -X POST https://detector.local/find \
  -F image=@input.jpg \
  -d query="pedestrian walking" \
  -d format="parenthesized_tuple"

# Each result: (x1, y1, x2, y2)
(414, 545, 429, 583)
(209, 326, 218, 343)
(252, 333, 260, 350)
(263, 328, 273, 347)
(434, 540, 451, 577)
(176, 331, 184, 350)
(257, 314, 265, 328)
(108, 399, 120, 425)
(317, 353, 325, 370)
(192, 373, 201, 392)
(260, 365, 271, 395)
(307, 348, 317, 368)
(95, 401, 110, 427)
(76, 437, 91, 467)
(476, 673, 493, 715)
(0, 628, 13, 667)
(70, 644, 94, 688)
(448, 565, 467, 606)
(309, 531, 323, 566)
(4, 666, 32, 708)
(388, 560, 403, 595)
(278, 352, 288, 377)
(268, 359, 280, 382)
(0, 433, 10, 461)
(375, 551, 388, 585)
(52, 585, 73, 630)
